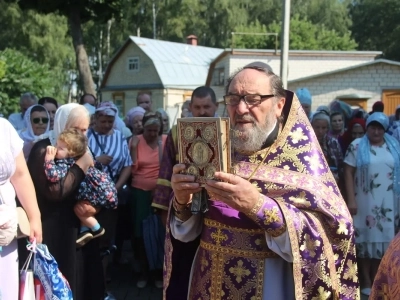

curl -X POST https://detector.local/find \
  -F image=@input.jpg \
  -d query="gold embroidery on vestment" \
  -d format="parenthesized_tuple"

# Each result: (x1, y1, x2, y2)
(210, 228, 228, 246)
(311, 286, 331, 300)
(343, 260, 358, 282)
(300, 233, 320, 258)
(229, 260, 251, 283)
(263, 207, 281, 225)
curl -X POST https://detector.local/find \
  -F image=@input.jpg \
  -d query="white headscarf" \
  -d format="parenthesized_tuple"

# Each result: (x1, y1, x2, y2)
(97, 101, 131, 137)
(49, 103, 80, 146)
(18, 104, 50, 144)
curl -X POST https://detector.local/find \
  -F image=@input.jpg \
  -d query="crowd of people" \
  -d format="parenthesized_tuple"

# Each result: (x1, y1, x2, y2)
(297, 88, 400, 297)
(1, 62, 400, 299)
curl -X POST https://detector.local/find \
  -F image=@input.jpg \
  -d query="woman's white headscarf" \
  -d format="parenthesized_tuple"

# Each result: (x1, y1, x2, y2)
(18, 104, 50, 144)
(49, 103, 81, 146)
(97, 101, 131, 137)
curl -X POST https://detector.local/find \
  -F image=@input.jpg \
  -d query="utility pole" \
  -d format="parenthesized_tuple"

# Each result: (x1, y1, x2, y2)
(280, 0, 291, 88)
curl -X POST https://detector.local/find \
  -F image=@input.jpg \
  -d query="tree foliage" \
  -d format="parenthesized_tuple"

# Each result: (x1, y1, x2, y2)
(11, 0, 123, 95)
(0, 49, 67, 116)
(350, 0, 400, 60)
(0, 0, 364, 106)
(0, 1, 73, 70)
(232, 15, 357, 51)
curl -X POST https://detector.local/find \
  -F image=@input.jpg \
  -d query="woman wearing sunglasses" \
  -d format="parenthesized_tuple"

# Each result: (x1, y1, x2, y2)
(18, 104, 50, 160)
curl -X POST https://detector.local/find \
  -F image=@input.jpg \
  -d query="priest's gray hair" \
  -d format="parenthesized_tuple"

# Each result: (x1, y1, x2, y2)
(225, 61, 286, 101)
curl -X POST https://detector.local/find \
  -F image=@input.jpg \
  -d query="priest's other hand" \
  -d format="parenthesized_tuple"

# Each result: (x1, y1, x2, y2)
(171, 164, 202, 205)
(204, 171, 260, 213)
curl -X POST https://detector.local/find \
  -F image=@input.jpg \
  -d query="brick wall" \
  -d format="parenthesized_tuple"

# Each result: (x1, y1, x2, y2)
(288, 63, 400, 113)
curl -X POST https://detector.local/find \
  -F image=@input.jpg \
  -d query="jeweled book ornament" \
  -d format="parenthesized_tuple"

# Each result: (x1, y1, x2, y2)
(177, 117, 232, 186)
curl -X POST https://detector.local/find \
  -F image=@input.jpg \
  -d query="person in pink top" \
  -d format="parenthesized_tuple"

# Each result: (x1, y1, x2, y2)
(129, 111, 167, 288)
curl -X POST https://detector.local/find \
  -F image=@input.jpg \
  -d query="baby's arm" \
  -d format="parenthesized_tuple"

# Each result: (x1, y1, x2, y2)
(44, 151, 70, 182)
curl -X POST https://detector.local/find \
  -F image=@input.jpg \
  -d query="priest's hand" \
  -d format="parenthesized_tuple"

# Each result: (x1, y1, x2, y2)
(171, 164, 202, 205)
(204, 171, 260, 213)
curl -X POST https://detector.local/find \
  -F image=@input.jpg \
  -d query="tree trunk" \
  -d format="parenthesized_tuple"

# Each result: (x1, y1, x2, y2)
(98, 28, 103, 89)
(106, 19, 113, 59)
(68, 7, 96, 96)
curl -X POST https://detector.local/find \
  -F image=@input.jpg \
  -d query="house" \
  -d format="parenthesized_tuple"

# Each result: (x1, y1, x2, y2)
(100, 36, 223, 122)
(206, 49, 400, 117)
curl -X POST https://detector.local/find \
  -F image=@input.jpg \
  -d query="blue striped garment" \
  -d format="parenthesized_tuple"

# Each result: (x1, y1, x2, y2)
(87, 129, 132, 180)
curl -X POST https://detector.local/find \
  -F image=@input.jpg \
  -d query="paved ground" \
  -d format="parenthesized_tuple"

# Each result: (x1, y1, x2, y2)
(106, 263, 162, 300)
(105, 242, 162, 300)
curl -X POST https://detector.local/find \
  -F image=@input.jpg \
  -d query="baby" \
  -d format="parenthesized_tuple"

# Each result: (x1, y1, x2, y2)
(44, 128, 117, 247)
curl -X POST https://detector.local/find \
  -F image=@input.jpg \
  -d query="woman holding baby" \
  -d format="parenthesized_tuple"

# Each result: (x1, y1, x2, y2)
(27, 103, 105, 300)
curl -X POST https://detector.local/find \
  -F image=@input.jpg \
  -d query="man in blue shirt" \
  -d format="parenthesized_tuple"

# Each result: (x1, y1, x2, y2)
(8, 92, 37, 131)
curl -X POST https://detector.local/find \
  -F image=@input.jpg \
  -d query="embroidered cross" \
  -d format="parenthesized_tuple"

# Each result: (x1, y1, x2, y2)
(211, 228, 228, 246)
(263, 207, 281, 225)
(378, 284, 390, 300)
(229, 260, 251, 283)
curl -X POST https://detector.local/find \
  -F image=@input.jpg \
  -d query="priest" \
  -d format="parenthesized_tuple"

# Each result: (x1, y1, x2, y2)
(164, 63, 359, 299)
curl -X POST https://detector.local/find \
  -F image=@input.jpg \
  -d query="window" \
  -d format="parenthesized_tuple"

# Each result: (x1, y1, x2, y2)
(112, 92, 125, 117)
(212, 68, 225, 86)
(127, 57, 139, 72)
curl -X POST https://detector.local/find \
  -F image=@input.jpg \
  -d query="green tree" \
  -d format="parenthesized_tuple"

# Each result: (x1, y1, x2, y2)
(350, 0, 400, 60)
(292, 0, 352, 36)
(12, 0, 124, 95)
(232, 15, 357, 51)
(232, 21, 276, 49)
(0, 1, 73, 71)
(0, 49, 67, 116)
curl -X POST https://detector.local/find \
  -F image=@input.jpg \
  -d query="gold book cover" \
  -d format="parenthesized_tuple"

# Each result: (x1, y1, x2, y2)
(177, 117, 231, 186)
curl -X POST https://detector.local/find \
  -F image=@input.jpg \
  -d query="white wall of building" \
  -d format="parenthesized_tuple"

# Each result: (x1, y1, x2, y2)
(288, 63, 400, 112)
(209, 52, 379, 102)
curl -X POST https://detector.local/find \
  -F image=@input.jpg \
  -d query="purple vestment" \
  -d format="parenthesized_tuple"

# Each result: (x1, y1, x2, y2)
(371, 231, 400, 299)
(164, 91, 360, 299)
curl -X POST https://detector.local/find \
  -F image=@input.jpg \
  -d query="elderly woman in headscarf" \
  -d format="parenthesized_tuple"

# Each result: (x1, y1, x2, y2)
(87, 102, 132, 276)
(109, 104, 132, 138)
(344, 112, 400, 297)
(338, 118, 366, 155)
(156, 108, 170, 134)
(311, 111, 343, 182)
(125, 106, 146, 135)
(27, 103, 104, 299)
(129, 111, 167, 289)
(295, 87, 313, 120)
(87, 101, 132, 190)
(18, 104, 50, 160)
(328, 111, 345, 139)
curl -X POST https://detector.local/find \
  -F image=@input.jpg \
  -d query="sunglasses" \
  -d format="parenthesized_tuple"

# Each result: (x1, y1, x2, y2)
(32, 117, 49, 124)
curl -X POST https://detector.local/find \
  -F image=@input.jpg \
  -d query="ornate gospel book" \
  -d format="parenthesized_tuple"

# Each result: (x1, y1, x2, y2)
(177, 117, 231, 186)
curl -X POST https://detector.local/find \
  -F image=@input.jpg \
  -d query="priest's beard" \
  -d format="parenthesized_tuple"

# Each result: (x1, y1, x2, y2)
(231, 111, 276, 154)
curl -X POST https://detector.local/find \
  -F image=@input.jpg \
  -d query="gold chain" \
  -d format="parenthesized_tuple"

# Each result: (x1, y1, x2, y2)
(247, 146, 273, 181)
(233, 145, 273, 182)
